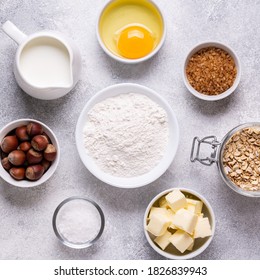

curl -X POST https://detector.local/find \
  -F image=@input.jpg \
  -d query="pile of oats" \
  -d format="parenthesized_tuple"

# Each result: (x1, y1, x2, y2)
(186, 47, 237, 95)
(223, 127, 260, 191)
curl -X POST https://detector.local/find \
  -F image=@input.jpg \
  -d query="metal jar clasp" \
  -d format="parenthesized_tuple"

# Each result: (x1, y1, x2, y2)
(190, 136, 221, 166)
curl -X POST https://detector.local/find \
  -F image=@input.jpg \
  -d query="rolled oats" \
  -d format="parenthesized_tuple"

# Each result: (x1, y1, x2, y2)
(223, 127, 260, 191)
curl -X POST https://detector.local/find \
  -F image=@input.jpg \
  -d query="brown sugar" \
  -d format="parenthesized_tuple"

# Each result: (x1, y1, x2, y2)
(186, 47, 237, 96)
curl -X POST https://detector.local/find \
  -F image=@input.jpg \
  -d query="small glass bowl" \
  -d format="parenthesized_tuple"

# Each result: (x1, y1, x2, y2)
(52, 197, 105, 249)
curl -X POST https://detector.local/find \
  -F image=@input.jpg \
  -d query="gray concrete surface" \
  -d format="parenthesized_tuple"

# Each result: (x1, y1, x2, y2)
(0, 0, 260, 260)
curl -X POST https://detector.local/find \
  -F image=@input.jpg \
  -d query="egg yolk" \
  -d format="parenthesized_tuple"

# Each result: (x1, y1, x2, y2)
(117, 26, 154, 59)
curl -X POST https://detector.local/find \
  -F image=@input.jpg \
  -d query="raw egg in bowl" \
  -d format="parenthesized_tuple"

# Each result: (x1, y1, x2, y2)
(97, 0, 166, 63)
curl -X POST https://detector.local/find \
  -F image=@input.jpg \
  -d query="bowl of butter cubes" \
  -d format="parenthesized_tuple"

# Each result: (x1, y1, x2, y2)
(144, 188, 215, 259)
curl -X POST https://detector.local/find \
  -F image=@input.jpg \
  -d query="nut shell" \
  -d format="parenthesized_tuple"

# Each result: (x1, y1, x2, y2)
(26, 165, 44, 181)
(8, 150, 26, 166)
(41, 159, 51, 172)
(1, 135, 19, 153)
(10, 167, 25, 180)
(44, 144, 57, 161)
(15, 126, 30, 141)
(27, 148, 43, 164)
(0, 148, 8, 159)
(31, 135, 49, 151)
(42, 132, 51, 143)
(27, 122, 43, 137)
(19, 141, 32, 152)
(1, 157, 12, 171)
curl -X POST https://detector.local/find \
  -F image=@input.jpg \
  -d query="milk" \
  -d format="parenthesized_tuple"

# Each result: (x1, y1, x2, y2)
(19, 38, 72, 87)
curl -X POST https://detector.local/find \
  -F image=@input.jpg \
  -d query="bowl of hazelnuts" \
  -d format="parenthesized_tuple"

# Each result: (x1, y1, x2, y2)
(0, 119, 60, 187)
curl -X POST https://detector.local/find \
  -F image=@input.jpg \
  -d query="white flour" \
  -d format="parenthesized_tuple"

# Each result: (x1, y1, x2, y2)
(83, 93, 169, 177)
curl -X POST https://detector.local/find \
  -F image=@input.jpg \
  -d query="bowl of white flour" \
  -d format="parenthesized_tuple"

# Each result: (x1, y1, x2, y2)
(75, 83, 179, 188)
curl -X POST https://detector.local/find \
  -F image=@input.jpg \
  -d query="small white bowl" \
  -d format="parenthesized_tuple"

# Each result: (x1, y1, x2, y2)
(96, 0, 166, 64)
(144, 188, 216, 260)
(183, 42, 241, 101)
(0, 119, 60, 188)
(75, 83, 179, 188)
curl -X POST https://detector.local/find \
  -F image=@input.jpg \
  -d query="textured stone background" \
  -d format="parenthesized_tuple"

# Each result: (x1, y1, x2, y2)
(0, 0, 260, 260)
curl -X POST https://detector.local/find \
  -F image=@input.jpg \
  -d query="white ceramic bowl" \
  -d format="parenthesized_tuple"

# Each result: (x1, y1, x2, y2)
(144, 188, 216, 260)
(96, 0, 166, 64)
(0, 119, 60, 187)
(75, 83, 179, 188)
(183, 42, 241, 101)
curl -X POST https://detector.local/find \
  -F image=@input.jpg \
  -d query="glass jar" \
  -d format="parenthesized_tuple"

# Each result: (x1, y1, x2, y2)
(190, 122, 260, 197)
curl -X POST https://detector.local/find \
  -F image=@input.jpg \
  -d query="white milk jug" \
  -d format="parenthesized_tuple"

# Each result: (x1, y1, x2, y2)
(2, 21, 82, 100)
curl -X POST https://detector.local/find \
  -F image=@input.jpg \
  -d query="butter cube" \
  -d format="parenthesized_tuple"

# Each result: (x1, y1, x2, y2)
(154, 230, 172, 250)
(187, 241, 194, 251)
(165, 190, 187, 212)
(194, 217, 212, 238)
(149, 207, 169, 220)
(186, 199, 203, 214)
(172, 208, 198, 235)
(146, 214, 171, 236)
(169, 230, 194, 253)
(167, 209, 177, 229)
(159, 196, 170, 208)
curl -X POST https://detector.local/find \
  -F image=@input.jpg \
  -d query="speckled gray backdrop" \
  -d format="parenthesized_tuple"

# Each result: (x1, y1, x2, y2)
(0, 0, 260, 260)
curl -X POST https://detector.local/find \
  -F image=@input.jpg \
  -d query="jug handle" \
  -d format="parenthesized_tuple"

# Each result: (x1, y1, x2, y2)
(2, 21, 27, 45)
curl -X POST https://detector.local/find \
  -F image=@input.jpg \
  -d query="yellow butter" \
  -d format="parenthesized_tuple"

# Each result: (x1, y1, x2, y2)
(169, 230, 194, 253)
(154, 230, 172, 250)
(158, 196, 170, 208)
(172, 208, 198, 235)
(167, 209, 177, 229)
(165, 190, 187, 212)
(146, 214, 171, 236)
(149, 207, 169, 220)
(187, 240, 194, 251)
(186, 198, 203, 214)
(194, 217, 212, 239)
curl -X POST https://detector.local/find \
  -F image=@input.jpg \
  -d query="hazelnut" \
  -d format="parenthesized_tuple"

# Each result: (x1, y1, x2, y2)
(44, 144, 57, 161)
(8, 150, 26, 166)
(15, 126, 30, 141)
(31, 135, 49, 151)
(0, 148, 8, 159)
(27, 148, 43, 164)
(10, 167, 25, 180)
(25, 165, 44, 181)
(1, 157, 12, 171)
(27, 122, 43, 137)
(42, 132, 51, 143)
(18, 141, 32, 152)
(1, 135, 19, 153)
(41, 159, 51, 172)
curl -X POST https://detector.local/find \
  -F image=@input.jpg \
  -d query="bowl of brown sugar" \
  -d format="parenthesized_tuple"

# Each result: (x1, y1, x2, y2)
(183, 42, 241, 101)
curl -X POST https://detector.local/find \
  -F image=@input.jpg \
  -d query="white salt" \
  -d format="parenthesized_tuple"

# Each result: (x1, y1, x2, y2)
(56, 199, 101, 244)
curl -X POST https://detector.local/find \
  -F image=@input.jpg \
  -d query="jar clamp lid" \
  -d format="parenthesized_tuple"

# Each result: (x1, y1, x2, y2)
(190, 136, 221, 166)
